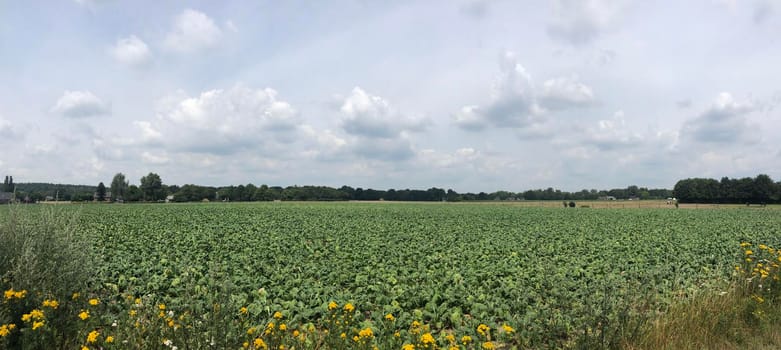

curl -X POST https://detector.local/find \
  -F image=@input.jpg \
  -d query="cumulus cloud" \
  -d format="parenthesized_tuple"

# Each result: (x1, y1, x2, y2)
(163, 9, 223, 53)
(547, 0, 623, 45)
(0, 117, 22, 140)
(539, 76, 595, 110)
(454, 52, 544, 131)
(460, 0, 489, 19)
(681, 92, 758, 144)
(340, 87, 429, 138)
(52, 90, 110, 118)
(581, 110, 643, 150)
(109, 35, 151, 66)
(139, 85, 299, 155)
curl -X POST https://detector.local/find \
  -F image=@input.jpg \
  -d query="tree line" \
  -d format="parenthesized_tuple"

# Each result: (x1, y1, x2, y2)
(673, 174, 781, 204)
(7, 172, 674, 203)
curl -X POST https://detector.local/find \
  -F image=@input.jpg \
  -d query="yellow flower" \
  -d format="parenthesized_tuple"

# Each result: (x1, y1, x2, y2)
(740, 242, 751, 247)
(243, 341, 249, 349)
(353, 335, 360, 342)
(343, 303, 355, 313)
(477, 324, 490, 336)
(293, 330, 300, 338)
(240, 307, 248, 315)
(42, 299, 59, 309)
(411, 320, 421, 328)
(30, 309, 45, 320)
(79, 310, 90, 320)
(14, 290, 27, 299)
(72, 292, 80, 300)
(254, 337, 267, 349)
(402, 344, 416, 350)
(279, 324, 287, 331)
(129, 309, 137, 317)
(394, 331, 401, 338)
(328, 301, 338, 310)
(745, 250, 753, 256)
(158, 303, 166, 310)
(421, 332, 436, 345)
(482, 341, 495, 350)
(248, 327, 257, 335)
(340, 332, 347, 339)
(449, 347, 459, 350)
(384, 313, 395, 322)
(359, 327, 374, 338)
(461, 335, 473, 344)
(81, 346, 88, 350)
(445, 334, 455, 344)
(134, 298, 142, 305)
(89, 298, 99, 306)
(273, 311, 283, 319)
(106, 335, 114, 343)
(168, 319, 175, 327)
(3, 289, 15, 300)
(87, 330, 100, 343)
(0, 324, 15, 337)
(32, 321, 45, 330)
(21, 313, 32, 322)
(759, 244, 768, 250)
(502, 324, 515, 334)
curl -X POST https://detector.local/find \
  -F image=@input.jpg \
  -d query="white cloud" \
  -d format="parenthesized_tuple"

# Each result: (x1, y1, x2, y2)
(163, 9, 223, 53)
(539, 76, 595, 110)
(109, 35, 152, 66)
(141, 151, 169, 165)
(340, 87, 429, 138)
(682, 92, 757, 144)
(141, 85, 299, 155)
(454, 52, 544, 131)
(547, 0, 624, 45)
(582, 110, 643, 150)
(52, 90, 110, 118)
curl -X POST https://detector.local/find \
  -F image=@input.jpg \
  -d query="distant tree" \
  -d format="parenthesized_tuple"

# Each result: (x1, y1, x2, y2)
(110, 173, 129, 201)
(139, 172, 163, 201)
(96, 182, 106, 201)
(3, 175, 13, 192)
(126, 185, 143, 202)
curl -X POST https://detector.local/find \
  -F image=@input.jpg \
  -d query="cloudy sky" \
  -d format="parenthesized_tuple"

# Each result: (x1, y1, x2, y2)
(1, 0, 780, 192)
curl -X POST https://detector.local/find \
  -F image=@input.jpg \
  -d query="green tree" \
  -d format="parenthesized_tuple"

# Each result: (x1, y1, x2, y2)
(110, 173, 129, 202)
(96, 182, 106, 201)
(140, 172, 163, 201)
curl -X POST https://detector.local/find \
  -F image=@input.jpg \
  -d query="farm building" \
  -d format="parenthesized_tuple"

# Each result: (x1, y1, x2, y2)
(0, 192, 14, 204)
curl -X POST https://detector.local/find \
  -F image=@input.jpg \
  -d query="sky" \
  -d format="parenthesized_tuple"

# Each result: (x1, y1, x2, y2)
(1, 0, 780, 192)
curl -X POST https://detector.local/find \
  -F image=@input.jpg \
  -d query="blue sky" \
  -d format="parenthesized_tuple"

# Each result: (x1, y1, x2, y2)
(1, 0, 780, 192)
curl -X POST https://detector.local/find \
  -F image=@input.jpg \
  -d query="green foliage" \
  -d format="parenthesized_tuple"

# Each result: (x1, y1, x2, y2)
(109, 173, 129, 202)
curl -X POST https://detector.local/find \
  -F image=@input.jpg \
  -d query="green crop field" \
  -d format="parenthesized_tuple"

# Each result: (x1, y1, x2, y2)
(4, 202, 781, 348)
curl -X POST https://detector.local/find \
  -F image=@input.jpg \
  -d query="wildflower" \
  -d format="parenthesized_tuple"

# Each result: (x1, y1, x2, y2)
(344, 303, 355, 313)
(87, 330, 100, 343)
(328, 301, 338, 310)
(745, 250, 753, 256)
(159, 311, 165, 318)
(477, 324, 490, 336)
(421, 332, 436, 346)
(0, 324, 16, 337)
(384, 313, 395, 322)
(106, 336, 114, 343)
(159, 303, 166, 311)
(129, 310, 137, 317)
(240, 307, 248, 315)
(273, 311, 283, 319)
(32, 321, 45, 330)
(21, 313, 32, 322)
(402, 344, 416, 350)
(293, 330, 300, 337)
(340, 332, 347, 339)
(353, 335, 360, 342)
(445, 333, 455, 344)
(14, 290, 27, 299)
(79, 310, 90, 320)
(72, 292, 80, 300)
(411, 320, 421, 328)
(42, 299, 59, 309)
(134, 298, 142, 305)
(168, 319, 175, 328)
(248, 327, 256, 335)
(449, 347, 459, 350)
(502, 324, 515, 334)
(461, 335, 473, 345)
(81, 346, 88, 350)
(279, 324, 287, 331)
(394, 331, 401, 338)
(740, 242, 751, 247)
(89, 298, 99, 306)
(759, 244, 768, 250)
(359, 327, 374, 339)
(753, 295, 765, 303)
(243, 342, 249, 349)
(279, 346, 284, 350)
(254, 337, 267, 349)
(30, 309, 44, 320)
(482, 341, 495, 350)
